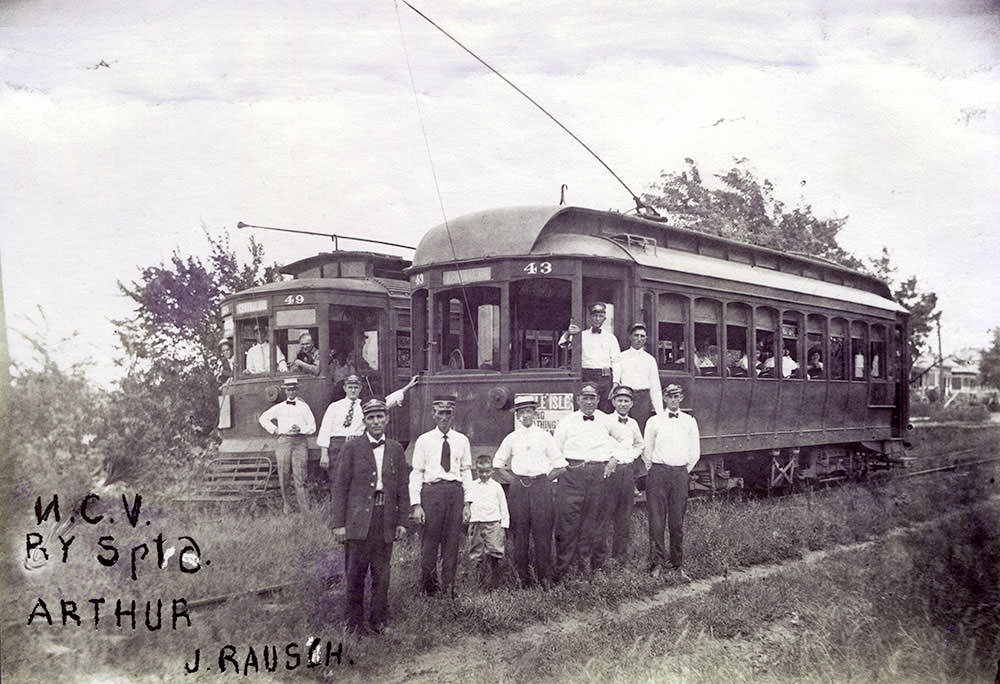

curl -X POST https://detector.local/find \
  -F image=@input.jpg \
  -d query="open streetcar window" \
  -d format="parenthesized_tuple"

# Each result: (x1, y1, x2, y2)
(511, 278, 571, 369)
(806, 314, 826, 379)
(435, 286, 500, 371)
(657, 293, 688, 371)
(238, 316, 287, 375)
(726, 303, 751, 377)
(870, 324, 886, 379)
(275, 308, 319, 376)
(850, 321, 867, 380)
(755, 307, 778, 379)
(328, 306, 382, 397)
(694, 298, 722, 376)
(830, 318, 848, 380)
(781, 312, 803, 379)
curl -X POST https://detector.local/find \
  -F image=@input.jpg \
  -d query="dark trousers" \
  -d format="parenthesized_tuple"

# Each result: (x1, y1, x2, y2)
(555, 463, 612, 577)
(420, 481, 464, 594)
(508, 475, 555, 585)
(646, 464, 689, 569)
(582, 368, 614, 413)
(344, 504, 393, 629)
(602, 466, 635, 560)
(630, 391, 654, 430)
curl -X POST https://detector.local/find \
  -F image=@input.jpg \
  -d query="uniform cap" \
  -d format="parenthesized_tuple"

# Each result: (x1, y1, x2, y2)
(361, 398, 388, 415)
(629, 322, 647, 334)
(343, 374, 363, 387)
(219, 338, 233, 348)
(612, 385, 634, 400)
(664, 384, 683, 397)
(432, 393, 458, 411)
(578, 383, 599, 397)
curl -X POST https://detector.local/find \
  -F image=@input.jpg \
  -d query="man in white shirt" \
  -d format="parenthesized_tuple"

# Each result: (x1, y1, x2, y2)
(244, 322, 288, 374)
(409, 393, 473, 597)
(612, 322, 663, 428)
(563, 302, 621, 413)
(258, 377, 316, 513)
(493, 395, 567, 587)
(643, 384, 700, 580)
(601, 385, 644, 564)
(552, 383, 630, 579)
(318, 374, 366, 473)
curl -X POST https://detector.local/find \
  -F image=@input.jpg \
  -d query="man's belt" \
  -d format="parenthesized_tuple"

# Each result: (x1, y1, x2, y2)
(514, 473, 549, 487)
(565, 459, 606, 468)
(423, 479, 463, 487)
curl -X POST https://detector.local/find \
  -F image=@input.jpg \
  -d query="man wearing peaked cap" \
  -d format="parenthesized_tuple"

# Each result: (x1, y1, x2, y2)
(331, 396, 409, 634)
(612, 322, 662, 429)
(258, 375, 316, 513)
(318, 373, 366, 474)
(600, 384, 644, 563)
(409, 391, 473, 596)
(492, 394, 567, 588)
(643, 383, 699, 582)
(551, 382, 631, 580)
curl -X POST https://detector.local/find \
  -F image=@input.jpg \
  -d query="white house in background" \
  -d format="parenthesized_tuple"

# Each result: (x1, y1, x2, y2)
(911, 350, 992, 404)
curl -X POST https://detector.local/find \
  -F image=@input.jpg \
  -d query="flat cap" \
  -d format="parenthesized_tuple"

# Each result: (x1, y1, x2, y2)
(663, 384, 684, 397)
(578, 382, 599, 396)
(612, 385, 634, 399)
(361, 398, 388, 415)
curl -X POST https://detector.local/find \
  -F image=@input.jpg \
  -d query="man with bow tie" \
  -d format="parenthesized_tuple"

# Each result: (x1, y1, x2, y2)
(552, 382, 630, 580)
(562, 302, 622, 413)
(331, 398, 409, 634)
(409, 393, 473, 597)
(642, 384, 700, 581)
(258, 377, 317, 513)
(600, 385, 644, 564)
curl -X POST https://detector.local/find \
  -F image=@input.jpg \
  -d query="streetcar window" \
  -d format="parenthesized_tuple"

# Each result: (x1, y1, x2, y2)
(436, 286, 501, 371)
(657, 294, 688, 371)
(755, 307, 778, 379)
(829, 318, 847, 380)
(511, 279, 571, 369)
(851, 321, 867, 380)
(725, 303, 751, 377)
(238, 316, 287, 375)
(278, 327, 321, 376)
(328, 306, 382, 395)
(806, 314, 826, 379)
(694, 298, 721, 376)
(870, 324, 886, 379)
(781, 312, 803, 379)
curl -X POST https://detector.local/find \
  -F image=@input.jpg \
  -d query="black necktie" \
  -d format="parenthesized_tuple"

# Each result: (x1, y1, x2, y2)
(343, 399, 356, 428)
(370, 439, 385, 449)
(591, 327, 602, 334)
(285, 400, 295, 405)
(619, 417, 628, 424)
(668, 412, 679, 419)
(440, 433, 451, 472)
(583, 415, 595, 422)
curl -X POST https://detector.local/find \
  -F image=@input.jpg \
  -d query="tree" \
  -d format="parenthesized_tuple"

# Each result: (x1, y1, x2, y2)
(980, 328, 1000, 392)
(641, 158, 861, 268)
(99, 230, 279, 467)
(865, 248, 940, 364)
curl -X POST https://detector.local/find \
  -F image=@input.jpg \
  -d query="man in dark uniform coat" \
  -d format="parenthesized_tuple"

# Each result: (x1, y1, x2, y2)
(331, 398, 409, 634)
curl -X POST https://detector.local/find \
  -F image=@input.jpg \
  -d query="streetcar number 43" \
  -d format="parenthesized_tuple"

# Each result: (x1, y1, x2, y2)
(523, 261, 552, 274)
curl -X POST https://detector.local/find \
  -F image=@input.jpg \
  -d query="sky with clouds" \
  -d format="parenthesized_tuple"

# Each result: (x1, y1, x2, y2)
(2, 0, 998, 384)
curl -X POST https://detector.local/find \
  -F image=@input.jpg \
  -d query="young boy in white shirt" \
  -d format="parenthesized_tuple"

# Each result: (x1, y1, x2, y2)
(467, 456, 510, 589)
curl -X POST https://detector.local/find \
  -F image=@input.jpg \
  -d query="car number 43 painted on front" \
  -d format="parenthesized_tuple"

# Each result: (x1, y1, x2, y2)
(523, 262, 552, 274)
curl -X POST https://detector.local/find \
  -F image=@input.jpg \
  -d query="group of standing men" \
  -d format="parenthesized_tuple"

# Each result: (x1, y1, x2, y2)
(258, 302, 702, 634)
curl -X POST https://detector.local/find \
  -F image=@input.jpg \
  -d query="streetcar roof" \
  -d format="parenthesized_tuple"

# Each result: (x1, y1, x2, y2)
(224, 276, 400, 299)
(412, 205, 905, 314)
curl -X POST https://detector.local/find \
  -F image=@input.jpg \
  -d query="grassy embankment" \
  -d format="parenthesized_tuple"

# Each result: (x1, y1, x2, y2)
(2, 425, 997, 682)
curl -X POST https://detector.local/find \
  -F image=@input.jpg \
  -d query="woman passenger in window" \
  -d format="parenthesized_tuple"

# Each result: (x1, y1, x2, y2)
(806, 349, 824, 379)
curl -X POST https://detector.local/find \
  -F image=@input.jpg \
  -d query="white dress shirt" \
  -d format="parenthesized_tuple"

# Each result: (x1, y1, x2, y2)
(409, 427, 473, 505)
(385, 387, 406, 409)
(606, 412, 643, 465)
(316, 396, 365, 447)
(368, 433, 385, 491)
(245, 343, 288, 373)
(613, 347, 664, 414)
(258, 398, 316, 436)
(493, 424, 567, 476)
(643, 410, 700, 471)
(468, 478, 510, 527)
(553, 411, 630, 462)
(580, 328, 621, 371)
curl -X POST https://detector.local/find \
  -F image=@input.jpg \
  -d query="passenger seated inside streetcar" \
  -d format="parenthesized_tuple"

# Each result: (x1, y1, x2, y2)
(694, 340, 718, 376)
(761, 347, 799, 378)
(244, 320, 288, 374)
(727, 349, 749, 377)
(806, 349, 824, 379)
(289, 331, 321, 376)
